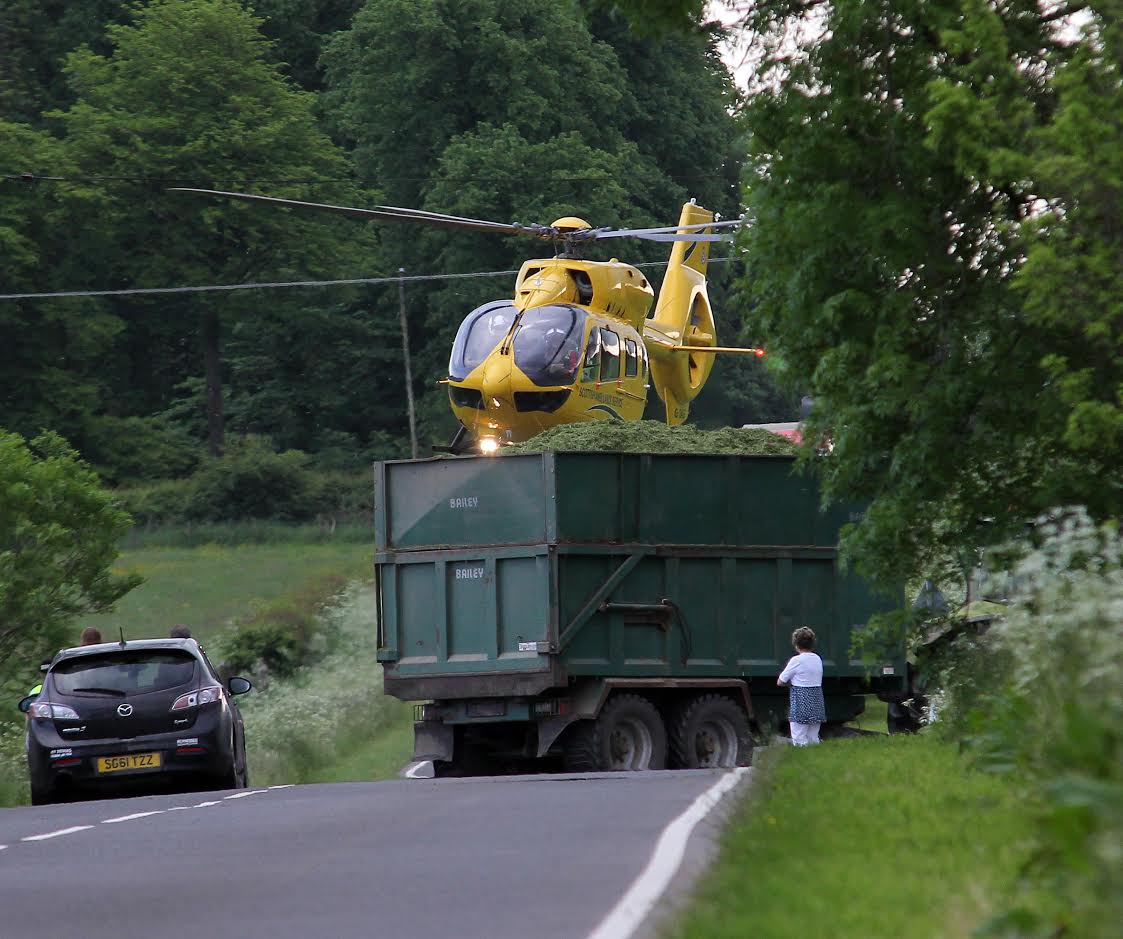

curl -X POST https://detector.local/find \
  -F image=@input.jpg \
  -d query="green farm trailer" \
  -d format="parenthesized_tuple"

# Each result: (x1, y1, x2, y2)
(374, 451, 906, 772)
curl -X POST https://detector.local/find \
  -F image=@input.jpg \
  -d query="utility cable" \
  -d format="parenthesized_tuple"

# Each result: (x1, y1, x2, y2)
(4, 171, 740, 187)
(0, 258, 732, 302)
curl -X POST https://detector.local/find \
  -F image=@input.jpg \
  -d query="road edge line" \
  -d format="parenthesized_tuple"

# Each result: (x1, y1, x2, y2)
(585, 767, 750, 939)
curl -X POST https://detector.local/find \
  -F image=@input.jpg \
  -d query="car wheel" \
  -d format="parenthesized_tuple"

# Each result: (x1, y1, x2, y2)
(30, 778, 58, 806)
(212, 763, 240, 791)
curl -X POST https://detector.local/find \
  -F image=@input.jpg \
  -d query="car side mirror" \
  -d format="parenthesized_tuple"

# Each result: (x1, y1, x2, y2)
(18, 696, 35, 713)
(40, 662, 50, 672)
(228, 677, 252, 695)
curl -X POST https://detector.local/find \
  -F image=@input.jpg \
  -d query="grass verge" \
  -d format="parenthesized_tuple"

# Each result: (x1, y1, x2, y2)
(665, 734, 1030, 939)
(85, 541, 372, 645)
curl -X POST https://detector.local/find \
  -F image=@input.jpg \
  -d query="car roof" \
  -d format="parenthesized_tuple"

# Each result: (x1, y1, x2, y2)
(51, 638, 201, 665)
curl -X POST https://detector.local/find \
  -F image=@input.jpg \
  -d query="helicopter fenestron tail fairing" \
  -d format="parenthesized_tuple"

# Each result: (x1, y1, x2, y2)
(644, 202, 722, 426)
(172, 189, 764, 449)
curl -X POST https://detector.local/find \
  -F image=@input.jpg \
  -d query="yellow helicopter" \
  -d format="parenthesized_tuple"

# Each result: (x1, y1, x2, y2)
(174, 190, 764, 452)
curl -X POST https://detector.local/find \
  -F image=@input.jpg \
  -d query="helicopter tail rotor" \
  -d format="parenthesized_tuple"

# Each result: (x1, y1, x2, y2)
(644, 203, 720, 426)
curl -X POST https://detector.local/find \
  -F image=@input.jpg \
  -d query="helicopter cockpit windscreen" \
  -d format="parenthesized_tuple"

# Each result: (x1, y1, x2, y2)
(513, 305, 587, 387)
(448, 302, 517, 381)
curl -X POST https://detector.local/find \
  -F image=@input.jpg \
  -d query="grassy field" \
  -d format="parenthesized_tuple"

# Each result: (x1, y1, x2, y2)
(85, 541, 373, 644)
(665, 734, 1030, 939)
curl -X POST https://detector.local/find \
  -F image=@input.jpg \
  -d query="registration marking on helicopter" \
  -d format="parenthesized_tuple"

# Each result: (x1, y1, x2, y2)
(448, 497, 480, 509)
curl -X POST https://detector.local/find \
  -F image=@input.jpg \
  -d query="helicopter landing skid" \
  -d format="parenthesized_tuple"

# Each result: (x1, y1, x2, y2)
(431, 425, 472, 456)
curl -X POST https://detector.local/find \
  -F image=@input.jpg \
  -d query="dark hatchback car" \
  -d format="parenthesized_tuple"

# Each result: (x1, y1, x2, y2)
(19, 638, 252, 805)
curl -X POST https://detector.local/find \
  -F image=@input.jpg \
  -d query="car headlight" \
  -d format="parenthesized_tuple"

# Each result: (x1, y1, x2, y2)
(171, 685, 223, 711)
(29, 702, 80, 720)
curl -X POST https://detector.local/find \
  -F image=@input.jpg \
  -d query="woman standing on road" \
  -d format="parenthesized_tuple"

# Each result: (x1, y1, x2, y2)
(777, 626, 826, 746)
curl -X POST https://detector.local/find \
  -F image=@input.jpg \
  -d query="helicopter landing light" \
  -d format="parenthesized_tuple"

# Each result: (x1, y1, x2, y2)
(478, 438, 500, 455)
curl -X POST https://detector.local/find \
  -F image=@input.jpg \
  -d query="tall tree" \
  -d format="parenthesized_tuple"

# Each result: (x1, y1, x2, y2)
(726, 0, 1117, 586)
(321, 0, 633, 207)
(0, 0, 361, 122)
(57, 0, 369, 456)
(0, 123, 122, 444)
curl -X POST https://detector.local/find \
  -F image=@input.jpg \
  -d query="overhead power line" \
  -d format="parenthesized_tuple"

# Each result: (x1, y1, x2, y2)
(0, 258, 732, 302)
(4, 171, 740, 187)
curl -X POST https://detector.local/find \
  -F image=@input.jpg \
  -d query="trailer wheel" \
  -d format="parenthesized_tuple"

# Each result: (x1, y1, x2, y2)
(563, 693, 667, 772)
(887, 699, 925, 734)
(669, 694, 752, 769)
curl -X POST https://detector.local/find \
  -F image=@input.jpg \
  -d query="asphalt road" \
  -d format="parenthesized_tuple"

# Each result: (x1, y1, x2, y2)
(0, 770, 747, 939)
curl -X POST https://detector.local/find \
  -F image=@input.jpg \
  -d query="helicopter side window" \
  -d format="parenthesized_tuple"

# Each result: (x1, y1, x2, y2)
(624, 338, 639, 378)
(599, 329, 621, 382)
(581, 327, 602, 383)
(448, 302, 517, 381)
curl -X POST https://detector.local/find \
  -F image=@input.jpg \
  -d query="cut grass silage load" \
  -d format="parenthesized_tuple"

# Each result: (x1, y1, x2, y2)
(504, 420, 797, 456)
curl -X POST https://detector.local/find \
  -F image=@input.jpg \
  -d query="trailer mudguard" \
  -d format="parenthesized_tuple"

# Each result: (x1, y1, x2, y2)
(411, 721, 454, 763)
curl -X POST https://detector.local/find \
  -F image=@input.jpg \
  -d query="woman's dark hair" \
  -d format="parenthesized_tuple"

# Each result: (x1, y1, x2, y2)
(792, 626, 816, 651)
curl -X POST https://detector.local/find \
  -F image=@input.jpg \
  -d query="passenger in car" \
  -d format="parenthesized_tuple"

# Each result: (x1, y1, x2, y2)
(80, 626, 103, 645)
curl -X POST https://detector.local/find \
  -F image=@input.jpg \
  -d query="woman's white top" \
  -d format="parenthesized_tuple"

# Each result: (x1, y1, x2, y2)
(779, 651, 823, 687)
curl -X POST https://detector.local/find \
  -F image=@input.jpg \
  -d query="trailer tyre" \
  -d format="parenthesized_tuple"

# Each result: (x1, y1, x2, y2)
(669, 694, 752, 769)
(563, 693, 667, 772)
(887, 699, 925, 734)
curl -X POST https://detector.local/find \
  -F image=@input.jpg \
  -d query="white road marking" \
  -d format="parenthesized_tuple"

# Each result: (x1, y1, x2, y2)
(102, 811, 165, 824)
(585, 767, 750, 939)
(166, 806, 192, 811)
(268, 784, 294, 790)
(21, 825, 94, 842)
(223, 790, 267, 800)
(0, 844, 8, 850)
(193, 800, 222, 808)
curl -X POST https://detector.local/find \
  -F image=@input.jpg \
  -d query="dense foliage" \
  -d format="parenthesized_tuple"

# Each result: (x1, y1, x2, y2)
(0, 430, 140, 672)
(733, 1, 1122, 584)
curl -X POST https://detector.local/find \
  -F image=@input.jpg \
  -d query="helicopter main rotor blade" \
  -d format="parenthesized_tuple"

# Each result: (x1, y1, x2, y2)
(170, 188, 537, 237)
(623, 232, 732, 243)
(593, 219, 744, 239)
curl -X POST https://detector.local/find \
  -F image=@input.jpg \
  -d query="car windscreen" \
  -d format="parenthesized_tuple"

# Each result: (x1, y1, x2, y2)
(51, 652, 197, 696)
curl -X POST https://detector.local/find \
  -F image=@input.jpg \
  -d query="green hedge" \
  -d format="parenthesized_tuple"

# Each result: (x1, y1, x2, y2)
(116, 438, 373, 526)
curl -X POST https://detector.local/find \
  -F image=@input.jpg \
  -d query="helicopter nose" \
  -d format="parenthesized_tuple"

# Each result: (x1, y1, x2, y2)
(480, 356, 514, 416)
